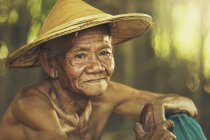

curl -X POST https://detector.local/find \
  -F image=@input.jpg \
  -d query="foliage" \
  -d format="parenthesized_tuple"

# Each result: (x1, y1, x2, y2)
(0, 0, 56, 76)
(0, 0, 210, 139)
(152, 0, 210, 93)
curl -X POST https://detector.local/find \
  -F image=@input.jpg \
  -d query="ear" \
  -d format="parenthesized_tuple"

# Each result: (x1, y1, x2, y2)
(39, 49, 58, 79)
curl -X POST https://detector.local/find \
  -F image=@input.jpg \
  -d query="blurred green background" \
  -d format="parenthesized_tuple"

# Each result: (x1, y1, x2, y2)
(0, 0, 210, 139)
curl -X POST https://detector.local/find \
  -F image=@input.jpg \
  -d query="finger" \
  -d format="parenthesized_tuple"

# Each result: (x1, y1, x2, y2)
(164, 120, 174, 131)
(162, 131, 176, 140)
(159, 120, 174, 131)
(169, 132, 176, 140)
(134, 123, 145, 140)
(140, 103, 156, 132)
(187, 104, 198, 118)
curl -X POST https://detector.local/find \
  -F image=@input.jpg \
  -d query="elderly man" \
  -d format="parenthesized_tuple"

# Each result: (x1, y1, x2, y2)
(0, 0, 201, 140)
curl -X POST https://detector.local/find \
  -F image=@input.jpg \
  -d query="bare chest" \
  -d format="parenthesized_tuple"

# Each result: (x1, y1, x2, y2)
(57, 105, 112, 140)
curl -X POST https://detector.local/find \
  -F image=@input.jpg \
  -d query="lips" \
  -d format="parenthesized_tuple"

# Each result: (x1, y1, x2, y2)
(82, 78, 106, 83)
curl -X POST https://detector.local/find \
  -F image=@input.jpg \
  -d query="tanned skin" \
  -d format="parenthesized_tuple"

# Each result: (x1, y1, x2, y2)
(134, 103, 176, 140)
(0, 26, 197, 140)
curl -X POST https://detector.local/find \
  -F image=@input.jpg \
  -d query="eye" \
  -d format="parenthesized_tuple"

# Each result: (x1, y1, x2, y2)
(75, 53, 86, 59)
(99, 51, 111, 56)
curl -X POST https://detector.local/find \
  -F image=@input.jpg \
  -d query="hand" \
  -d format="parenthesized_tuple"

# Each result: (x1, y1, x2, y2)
(162, 95, 198, 118)
(151, 95, 198, 127)
(134, 103, 176, 140)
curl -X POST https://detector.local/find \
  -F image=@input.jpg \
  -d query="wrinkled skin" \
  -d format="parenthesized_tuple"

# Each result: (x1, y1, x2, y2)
(134, 104, 176, 140)
(54, 27, 114, 97)
(0, 26, 198, 140)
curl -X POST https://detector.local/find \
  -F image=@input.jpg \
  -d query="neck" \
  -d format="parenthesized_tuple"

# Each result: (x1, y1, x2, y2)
(50, 78, 90, 115)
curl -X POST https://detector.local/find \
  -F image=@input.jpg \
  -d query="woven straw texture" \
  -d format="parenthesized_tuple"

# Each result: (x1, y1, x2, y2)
(7, 0, 152, 68)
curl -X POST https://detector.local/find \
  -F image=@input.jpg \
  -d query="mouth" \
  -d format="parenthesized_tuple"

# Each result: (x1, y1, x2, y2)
(83, 78, 106, 83)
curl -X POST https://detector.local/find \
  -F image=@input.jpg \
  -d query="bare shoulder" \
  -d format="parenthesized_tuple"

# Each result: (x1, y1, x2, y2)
(17, 79, 51, 100)
(0, 80, 62, 139)
(0, 80, 61, 133)
(10, 80, 62, 131)
(13, 84, 51, 120)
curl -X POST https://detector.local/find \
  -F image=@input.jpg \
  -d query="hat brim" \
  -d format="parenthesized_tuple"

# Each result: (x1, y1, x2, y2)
(7, 13, 152, 68)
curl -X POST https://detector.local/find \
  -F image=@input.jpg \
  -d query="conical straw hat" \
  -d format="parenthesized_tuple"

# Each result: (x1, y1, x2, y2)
(7, 0, 152, 68)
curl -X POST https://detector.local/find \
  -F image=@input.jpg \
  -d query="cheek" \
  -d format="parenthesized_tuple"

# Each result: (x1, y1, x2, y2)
(103, 57, 115, 76)
(66, 64, 86, 80)
(55, 62, 72, 89)
(60, 64, 85, 90)
(64, 56, 86, 79)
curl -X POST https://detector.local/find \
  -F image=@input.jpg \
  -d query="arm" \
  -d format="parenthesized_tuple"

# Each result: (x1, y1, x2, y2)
(107, 81, 197, 123)
(12, 91, 69, 140)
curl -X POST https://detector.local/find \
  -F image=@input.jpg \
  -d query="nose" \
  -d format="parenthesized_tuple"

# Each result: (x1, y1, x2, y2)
(86, 54, 105, 73)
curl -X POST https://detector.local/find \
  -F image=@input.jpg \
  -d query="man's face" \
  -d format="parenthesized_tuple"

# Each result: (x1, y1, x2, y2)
(56, 28, 115, 97)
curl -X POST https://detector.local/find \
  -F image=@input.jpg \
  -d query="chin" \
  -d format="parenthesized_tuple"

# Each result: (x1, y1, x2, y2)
(85, 90, 104, 97)
(84, 86, 108, 97)
(80, 81, 108, 97)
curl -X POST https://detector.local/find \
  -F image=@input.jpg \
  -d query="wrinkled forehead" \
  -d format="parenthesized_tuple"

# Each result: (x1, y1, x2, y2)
(43, 24, 111, 56)
(68, 24, 111, 45)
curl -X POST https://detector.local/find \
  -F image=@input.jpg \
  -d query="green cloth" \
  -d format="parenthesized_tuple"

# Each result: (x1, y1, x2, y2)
(167, 113, 207, 140)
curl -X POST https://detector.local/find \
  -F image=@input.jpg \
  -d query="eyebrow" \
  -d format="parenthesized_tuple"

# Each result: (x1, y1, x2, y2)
(71, 47, 88, 52)
(71, 45, 112, 52)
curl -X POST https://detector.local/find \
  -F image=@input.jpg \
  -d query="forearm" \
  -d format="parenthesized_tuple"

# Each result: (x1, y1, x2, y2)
(109, 81, 197, 121)
(113, 88, 164, 119)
